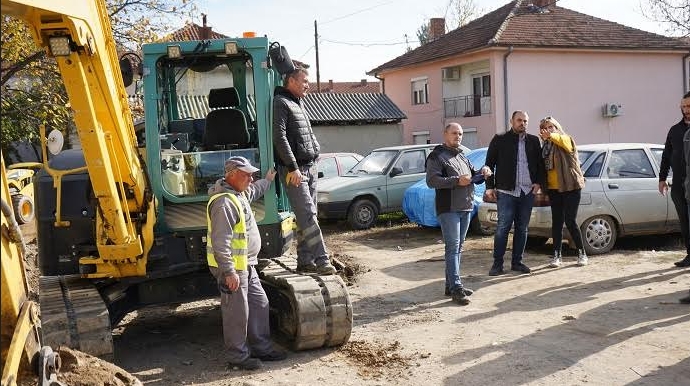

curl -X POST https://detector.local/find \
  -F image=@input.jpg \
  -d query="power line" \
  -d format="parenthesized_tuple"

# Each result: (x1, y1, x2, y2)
(320, 38, 407, 47)
(319, 0, 399, 25)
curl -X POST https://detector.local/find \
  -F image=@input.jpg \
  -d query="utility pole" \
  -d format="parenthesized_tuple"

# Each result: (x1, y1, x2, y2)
(314, 20, 321, 92)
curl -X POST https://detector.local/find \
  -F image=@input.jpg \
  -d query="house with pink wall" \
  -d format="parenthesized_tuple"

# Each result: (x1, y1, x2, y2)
(368, 0, 690, 149)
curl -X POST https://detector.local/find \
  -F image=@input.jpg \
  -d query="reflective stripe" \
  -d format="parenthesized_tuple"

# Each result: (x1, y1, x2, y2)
(206, 192, 248, 271)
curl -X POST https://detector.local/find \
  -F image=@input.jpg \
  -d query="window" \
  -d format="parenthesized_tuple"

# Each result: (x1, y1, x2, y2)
(607, 149, 654, 178)
(318, 157, 338, 179)
(338, 155, 359, 174)
(583, 152, 604, 178)
(411, 78, 428, 105)
(395, 150, 427, 175)
(472, 74, 490, 97)
(412, 130, 430, 145)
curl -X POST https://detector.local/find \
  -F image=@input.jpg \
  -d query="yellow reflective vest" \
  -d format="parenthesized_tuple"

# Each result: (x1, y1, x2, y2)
(206, 192, 248, 271)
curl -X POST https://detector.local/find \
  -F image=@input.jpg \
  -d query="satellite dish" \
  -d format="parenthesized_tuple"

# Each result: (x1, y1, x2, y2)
(47, 129, 64, 155)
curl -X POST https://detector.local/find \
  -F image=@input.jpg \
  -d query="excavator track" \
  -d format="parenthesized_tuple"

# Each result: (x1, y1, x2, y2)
(38, 275, 114, 360)
(259, 257, 352, 350)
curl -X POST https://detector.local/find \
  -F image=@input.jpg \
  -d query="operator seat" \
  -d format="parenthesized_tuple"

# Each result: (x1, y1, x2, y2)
(203, 87, 250, 150)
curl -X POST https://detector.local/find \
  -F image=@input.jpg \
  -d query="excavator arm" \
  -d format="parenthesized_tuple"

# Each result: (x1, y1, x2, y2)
(2, 0, 156, 277)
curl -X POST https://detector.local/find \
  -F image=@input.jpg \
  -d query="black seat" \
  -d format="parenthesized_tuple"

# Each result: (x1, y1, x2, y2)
(203, 87, 250, 150)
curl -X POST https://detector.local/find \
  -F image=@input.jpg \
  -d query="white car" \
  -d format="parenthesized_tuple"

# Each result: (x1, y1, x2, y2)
(477, 143, 679, 255)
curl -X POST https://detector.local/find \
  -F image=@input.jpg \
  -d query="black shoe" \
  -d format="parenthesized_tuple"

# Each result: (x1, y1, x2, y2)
(674, 255, 690, 267)
(511, 263, 531, 274)
(446, 287, 473, 297)
(489, 265, 505, 276)
(229, 357, 262, 370)
(451, 289, 470, 305)
(252, 349, 287, 361)
(296, 263, 318, 273)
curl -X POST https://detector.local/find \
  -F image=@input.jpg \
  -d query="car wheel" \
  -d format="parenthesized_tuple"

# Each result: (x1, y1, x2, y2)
(580, 215, 617, 255)
(12, 194, 35, 224)
(525, 236, 548, 247)
(469, 216, 493, 236)
(347, 199, 378, 230)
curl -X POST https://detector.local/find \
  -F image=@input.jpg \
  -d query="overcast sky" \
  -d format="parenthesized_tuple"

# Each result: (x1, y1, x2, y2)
(196, 0, 670, 82)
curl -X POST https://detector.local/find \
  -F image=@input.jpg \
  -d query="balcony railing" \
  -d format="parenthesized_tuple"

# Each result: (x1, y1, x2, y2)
(443, 95, 491, 118)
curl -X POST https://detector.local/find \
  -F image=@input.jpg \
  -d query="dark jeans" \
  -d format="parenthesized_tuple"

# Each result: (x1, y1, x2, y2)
(493, 190, 535, 265)
(671, 185, 690, 255)
(548, 189, 584, 252)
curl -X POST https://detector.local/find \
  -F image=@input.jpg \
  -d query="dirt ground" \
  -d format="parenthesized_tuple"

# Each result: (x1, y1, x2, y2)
(19, 218, 690, 385)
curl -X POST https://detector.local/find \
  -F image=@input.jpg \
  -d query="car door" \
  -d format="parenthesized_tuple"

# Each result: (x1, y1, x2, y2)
(385, 149, 428, 211)
(601, 147, 668, 233)
(650, 146, 680, 227)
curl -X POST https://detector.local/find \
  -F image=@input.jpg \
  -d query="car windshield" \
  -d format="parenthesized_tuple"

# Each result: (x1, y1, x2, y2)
(349, 150, 398, 174)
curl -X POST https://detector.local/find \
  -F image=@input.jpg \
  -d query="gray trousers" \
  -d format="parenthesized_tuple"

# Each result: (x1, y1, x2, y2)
(210, 265, 273, 363)
(278, 164, 329, 266)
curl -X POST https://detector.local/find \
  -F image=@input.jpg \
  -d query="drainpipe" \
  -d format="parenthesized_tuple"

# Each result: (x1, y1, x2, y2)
(503, 46, 514, 131)
(684, 52, 690, 93)
(373, 73, 385, 94)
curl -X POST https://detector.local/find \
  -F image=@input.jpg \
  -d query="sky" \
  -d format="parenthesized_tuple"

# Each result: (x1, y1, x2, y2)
(195, 0, 670, 83)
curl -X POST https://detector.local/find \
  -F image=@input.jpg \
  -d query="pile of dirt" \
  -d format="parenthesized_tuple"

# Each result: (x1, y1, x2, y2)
(332, 252, 369, 285)
(337, 340, 413, 380)
(55, 347, 142, 386)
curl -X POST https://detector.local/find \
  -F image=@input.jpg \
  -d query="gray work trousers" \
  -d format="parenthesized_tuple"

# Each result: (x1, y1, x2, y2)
(278, 164, 329, 266)
(209, 265, 273, 363)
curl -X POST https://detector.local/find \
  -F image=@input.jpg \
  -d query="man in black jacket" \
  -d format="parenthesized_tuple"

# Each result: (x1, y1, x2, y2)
(659, 91, 690, 268)
(273, 68, 336, 275)
(482, 111, 545, 276)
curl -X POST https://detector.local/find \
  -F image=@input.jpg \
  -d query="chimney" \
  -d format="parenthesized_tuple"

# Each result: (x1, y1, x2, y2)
(200, 13, 211, 39)
(531, 0, 550, 8)
(360, 79, 367, 86)
(328, 79, 333, 92)
(428, 18, 446, 42)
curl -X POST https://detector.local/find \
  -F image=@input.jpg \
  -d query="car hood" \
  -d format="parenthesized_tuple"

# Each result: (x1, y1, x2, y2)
(317, 174, 382, 193)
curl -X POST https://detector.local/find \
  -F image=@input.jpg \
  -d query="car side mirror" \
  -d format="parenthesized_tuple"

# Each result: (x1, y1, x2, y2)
(389, 166, 403, 177)
(318, 171, 324, 178)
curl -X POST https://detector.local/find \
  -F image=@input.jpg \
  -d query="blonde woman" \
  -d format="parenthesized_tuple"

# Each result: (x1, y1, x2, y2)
(538, 117, 587, 267)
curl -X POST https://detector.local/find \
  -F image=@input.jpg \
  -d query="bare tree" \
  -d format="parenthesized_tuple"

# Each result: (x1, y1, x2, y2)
(416, 0, 482, 45)
(640, 0, 690, 37)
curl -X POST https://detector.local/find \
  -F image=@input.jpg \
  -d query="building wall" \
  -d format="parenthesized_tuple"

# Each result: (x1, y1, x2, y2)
(383, 48, 686, 149)
(504, 50, 685, 145)
(314, 123, 403, 155)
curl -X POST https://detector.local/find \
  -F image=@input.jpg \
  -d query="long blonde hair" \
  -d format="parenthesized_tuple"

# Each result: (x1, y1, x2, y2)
(539, 116, 566, 135)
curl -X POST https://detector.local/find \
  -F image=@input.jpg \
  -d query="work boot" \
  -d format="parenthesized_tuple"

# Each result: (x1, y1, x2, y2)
(576, 249, 588, 266)
(674, 255, 690, 267)
(549, 251, 562, 268)
(252, 348, 287, 361)
(316, 262, 337, 275)
(296, 262, 318, 274)
(229, 357, 262, 371)
(446, 287, 473, 296)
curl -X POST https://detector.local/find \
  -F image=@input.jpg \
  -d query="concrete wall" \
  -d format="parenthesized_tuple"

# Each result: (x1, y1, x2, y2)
(314, 123, 404, 155)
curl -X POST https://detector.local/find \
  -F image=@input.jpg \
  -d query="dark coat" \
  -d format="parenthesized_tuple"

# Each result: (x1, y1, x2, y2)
(484, 129, 545, 191)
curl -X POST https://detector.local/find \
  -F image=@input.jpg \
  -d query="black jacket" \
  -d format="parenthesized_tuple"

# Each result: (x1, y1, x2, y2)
(659, 118, 689, 189)
(484, 129, 545, 191)
(426, 145, 482, 214)
(272, 87, 320, 171)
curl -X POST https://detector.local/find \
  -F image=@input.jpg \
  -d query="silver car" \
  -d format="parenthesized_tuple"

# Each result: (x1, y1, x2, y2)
(477, 143, 680, 255)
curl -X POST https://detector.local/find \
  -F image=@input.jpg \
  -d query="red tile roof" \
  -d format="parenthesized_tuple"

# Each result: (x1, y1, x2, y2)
(161, 23, 228, 42)
(369, 0, 690, 74)
(315, 80, 381, 94)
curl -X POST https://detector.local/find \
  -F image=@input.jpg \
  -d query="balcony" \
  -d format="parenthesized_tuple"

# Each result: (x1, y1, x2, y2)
(443, 95, 491, 118)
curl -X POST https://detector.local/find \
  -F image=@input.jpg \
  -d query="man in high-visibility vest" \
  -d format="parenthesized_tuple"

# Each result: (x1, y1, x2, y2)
(207, 156, 286, 370)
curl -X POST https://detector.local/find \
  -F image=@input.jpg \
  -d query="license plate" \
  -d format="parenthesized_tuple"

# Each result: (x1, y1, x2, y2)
(489, 211, 498, 222)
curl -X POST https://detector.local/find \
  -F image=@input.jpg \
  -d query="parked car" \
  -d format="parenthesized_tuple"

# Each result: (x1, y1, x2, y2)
(317, 144, 469, 229)
(477, 143, 679, 255)
(402, 147, 492, 235)
(316, 152, 363, 179)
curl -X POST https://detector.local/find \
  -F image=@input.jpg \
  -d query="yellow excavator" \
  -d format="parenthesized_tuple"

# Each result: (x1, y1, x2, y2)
(1, 0, 352, 377)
